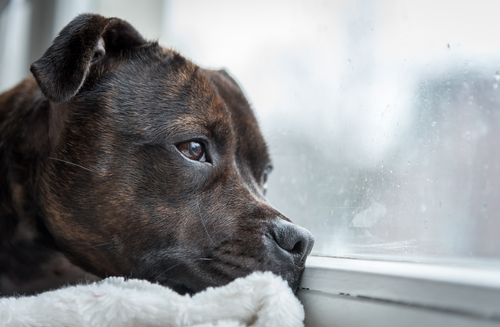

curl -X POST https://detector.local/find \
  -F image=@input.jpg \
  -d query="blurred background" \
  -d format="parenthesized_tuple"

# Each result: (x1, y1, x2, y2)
(1, 0, 499, 267)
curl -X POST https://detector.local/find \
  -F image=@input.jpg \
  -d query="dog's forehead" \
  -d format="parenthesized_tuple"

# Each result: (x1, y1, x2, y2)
(97, 50, 232, 140)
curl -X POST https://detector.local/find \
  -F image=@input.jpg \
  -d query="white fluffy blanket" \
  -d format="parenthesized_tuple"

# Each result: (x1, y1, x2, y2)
(0, 271, 304, 327)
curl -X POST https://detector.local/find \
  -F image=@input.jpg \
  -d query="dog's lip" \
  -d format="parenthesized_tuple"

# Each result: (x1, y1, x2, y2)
(158, 271, 303, 296)
(139, 243, 307, 295)
(158, 278, 198, 295)
(294, 263, 306, 270)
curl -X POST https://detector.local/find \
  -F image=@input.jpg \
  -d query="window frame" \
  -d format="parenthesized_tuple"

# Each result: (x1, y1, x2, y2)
(298, 256, 500, 326)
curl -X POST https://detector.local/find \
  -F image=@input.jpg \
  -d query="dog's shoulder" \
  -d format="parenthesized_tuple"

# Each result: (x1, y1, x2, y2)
(0, 76, 49, 217)
(0, 78, 93, 297)
(0, 76, 52, 289)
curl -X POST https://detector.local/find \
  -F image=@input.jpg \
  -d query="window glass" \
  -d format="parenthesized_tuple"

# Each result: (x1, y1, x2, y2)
(163, 0, 500, 265)
(1, 0, 499, 266)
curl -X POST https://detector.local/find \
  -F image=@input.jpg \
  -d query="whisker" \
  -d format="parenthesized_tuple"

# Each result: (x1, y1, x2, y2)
(155, 263, 183, 280)
(47, 157, 95, 172)
(155, 258, 213, 281)
(198, 205, 215, 246)
(88, 242, 114, 248)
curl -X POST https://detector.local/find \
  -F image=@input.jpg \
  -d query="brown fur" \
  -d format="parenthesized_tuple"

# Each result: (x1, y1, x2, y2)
(0, 14, 313, 296)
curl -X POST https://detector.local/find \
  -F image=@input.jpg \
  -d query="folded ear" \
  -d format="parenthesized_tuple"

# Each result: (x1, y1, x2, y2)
(30, 14, 146, 103)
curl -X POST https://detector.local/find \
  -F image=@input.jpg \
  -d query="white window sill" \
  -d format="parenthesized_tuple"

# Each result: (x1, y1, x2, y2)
(298, 256, 500, 327)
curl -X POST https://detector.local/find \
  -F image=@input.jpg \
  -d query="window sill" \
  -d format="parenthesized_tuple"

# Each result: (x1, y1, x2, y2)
(298, 256, 500, 327)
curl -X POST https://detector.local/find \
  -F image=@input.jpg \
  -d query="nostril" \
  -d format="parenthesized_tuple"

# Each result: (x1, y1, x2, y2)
(271, 219, 315, 265)
(291, 241, 303, 255)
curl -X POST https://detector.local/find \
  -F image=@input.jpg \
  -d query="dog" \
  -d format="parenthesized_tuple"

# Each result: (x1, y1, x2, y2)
(0, 14, 314, 296)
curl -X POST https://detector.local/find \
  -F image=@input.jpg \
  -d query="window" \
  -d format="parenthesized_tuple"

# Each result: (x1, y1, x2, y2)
(2, 1, 500, 326)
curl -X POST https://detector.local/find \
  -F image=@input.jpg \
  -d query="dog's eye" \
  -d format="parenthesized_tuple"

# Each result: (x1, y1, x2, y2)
(177, 141, 206, 162)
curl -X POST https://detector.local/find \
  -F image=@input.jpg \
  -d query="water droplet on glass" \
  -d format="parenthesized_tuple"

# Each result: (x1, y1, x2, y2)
(495, 71, 500, 81)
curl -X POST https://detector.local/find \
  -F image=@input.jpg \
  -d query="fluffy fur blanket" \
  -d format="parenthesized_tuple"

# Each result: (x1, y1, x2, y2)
(0, 271, 304, 327)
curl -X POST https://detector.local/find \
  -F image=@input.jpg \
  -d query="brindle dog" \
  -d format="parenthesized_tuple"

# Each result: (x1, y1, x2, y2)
(0, 14, 314, 296)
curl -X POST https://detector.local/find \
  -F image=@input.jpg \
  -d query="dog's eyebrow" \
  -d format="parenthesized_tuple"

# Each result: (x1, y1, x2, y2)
(162, 121, 209, 137)
(47, 157, 95, 173)
(157, 119, 231, 150)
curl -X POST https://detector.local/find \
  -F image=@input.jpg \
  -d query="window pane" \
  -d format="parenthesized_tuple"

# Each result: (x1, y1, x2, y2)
(3, 0, 499, 266)
(163, 0, 500, 265)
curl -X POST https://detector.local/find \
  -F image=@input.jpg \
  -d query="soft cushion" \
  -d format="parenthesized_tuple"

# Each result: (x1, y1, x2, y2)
(0, 271, 304, 327)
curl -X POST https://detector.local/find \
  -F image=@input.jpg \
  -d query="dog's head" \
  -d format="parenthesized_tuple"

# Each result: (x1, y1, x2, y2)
(30, 14, 313, 294)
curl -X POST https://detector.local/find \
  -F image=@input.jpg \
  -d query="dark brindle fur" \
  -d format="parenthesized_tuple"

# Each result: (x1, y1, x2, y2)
(0, 14, 313, 296)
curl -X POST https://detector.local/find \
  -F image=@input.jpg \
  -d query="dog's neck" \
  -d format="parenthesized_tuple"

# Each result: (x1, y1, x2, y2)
(0, 77, 50, 244)
(0, 77, 97, 296)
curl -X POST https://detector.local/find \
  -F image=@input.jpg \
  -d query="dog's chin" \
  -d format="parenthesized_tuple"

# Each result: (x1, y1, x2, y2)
(155, 264, 305, 296)
(156, 274, 228, 295)
(161, 281, 197, 295)
(158, 276, 301, 296)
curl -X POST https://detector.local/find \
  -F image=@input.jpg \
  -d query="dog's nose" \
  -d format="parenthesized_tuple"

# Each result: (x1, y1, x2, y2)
(271, 219, 315, 266)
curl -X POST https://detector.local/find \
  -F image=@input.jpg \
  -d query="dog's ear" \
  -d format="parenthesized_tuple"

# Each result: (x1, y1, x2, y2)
(30, 14, 146, 103)
(217, 69, 240, 89)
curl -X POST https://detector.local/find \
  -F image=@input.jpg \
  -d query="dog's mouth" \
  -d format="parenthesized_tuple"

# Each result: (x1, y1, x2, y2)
(161, 275, 303, 296)
(157, 271, 304, 296)
(148, 255, 306, 296)
(132, 220, 313, 295)
(154, 270, 236, 295)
